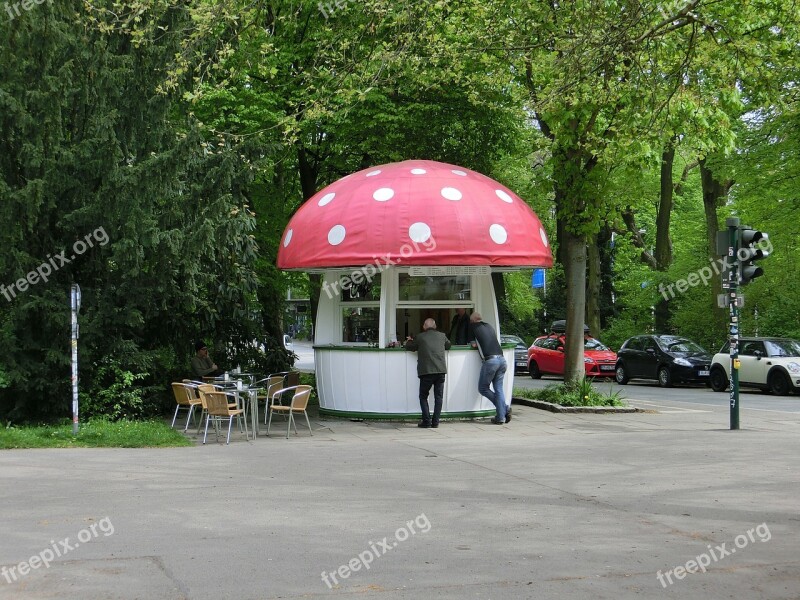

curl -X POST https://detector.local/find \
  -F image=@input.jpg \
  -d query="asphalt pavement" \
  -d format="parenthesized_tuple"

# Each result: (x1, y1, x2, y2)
(1, 386, 799, 600)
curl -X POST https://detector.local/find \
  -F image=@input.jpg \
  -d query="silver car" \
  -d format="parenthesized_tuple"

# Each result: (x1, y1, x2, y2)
(501, 335, 529, 373)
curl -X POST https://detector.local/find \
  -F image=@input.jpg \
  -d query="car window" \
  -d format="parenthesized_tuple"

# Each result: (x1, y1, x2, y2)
(624, 337, 641, 351)
(541, 338, 561, 350)
(642, 338, 658, 352)
(740, 341, 766, 356)
(585, 338, 610, 351)
(665, 339, 707, 354)
(765, 340, 800, 357)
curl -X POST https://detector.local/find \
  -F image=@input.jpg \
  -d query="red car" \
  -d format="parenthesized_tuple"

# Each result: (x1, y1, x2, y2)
(528, 333, 617, 378)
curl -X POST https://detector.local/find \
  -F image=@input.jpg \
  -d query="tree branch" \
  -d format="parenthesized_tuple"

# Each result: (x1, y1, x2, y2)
(621, 208, 658, 270)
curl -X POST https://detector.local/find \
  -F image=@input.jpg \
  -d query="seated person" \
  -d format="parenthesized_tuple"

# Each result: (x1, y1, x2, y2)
(191, 341, 224, 378)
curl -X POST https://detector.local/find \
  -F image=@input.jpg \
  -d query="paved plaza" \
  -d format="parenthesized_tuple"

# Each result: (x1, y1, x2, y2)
(1, 398, 798, 599)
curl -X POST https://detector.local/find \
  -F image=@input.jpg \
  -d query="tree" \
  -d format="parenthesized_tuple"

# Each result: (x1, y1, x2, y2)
(0, 1, 263, 420)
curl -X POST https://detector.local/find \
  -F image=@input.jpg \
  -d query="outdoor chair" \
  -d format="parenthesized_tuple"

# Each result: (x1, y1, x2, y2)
(195, 383, 237, 434)
(285, 371, 301, 388)
(202, 391, 248, 445)
(260, 375, 288, 424)
(171, 382, 201, 431)
(266, 385, 314, 439)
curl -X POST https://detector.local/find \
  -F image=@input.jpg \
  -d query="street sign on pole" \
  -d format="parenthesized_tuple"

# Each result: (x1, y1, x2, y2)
(532, 269, 545, 289)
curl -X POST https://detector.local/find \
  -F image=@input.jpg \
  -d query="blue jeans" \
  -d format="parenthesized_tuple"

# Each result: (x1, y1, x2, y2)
(479, 356, 507, 421)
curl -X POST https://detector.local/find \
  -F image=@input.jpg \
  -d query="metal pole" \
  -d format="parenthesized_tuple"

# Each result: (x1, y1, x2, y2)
(70, 284, 81, 435)
(725, 218, 740, 430)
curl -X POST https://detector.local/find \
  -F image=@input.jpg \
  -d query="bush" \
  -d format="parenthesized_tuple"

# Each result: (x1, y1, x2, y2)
(514, 378, 625, 407)
(81, 359, 150, 421)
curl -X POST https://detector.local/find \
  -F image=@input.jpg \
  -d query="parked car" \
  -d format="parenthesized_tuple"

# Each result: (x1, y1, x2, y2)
(527, 332, 616, 378)
(709, 337, 800, 395)
(283, 334, 294, 353)
(500, 335, 529, 373)
(614, 335, 712, 387)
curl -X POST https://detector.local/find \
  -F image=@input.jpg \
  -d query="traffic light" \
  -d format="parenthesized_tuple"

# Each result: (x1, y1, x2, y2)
(738, 227, 769, 285)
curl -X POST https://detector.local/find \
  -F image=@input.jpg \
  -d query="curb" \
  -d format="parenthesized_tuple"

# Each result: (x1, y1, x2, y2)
(512, 397, 640, 414)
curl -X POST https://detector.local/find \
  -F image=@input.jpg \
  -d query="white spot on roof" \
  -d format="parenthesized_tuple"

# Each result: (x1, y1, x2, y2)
(441, 187, 462, 201)
(373, 188, 394, 202)
(409, 222, 432, 243)
(496, 190, 513, 203)
(490, 224, 508, 244)
(540, 227, 549, 247)
(366, 170, 381, 177)
(410, 168, 427, 175)
(283, 229, 293, 248)
(451, 170, 467, 176)
(318, 192, 335, 207)
(328, 225, 346, 246)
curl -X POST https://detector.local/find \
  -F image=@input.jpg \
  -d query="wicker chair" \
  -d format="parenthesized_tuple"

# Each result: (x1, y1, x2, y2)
(266, 385, 314, 439)
(171, 382, 201, 431)
(260, 375, 288, 424)
(202, 391, 248, 444)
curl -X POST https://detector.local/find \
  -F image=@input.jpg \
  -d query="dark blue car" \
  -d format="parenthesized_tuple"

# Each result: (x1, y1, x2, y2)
(614, 335, 712, 387)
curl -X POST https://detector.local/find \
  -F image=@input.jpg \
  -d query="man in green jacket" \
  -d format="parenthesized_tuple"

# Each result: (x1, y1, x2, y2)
(405, 318, 452, 428)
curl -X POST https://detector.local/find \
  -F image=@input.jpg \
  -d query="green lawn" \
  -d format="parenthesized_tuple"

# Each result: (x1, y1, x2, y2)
(0, 418, 194, 449)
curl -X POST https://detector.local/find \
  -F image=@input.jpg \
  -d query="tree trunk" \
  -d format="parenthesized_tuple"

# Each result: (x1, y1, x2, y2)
(699, 157, 730, 335)
(654, 143, 675, 332)
(298, 145, 321, 338)
(563, 229, 587, 384)
(586, 235, 601, 336)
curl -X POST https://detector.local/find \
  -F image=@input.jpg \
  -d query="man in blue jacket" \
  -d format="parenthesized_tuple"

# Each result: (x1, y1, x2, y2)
(405, 318, 451, 428)
(470, 312, 510, 425)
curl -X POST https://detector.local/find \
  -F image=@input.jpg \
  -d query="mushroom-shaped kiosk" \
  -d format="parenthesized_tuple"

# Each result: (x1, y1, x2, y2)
(278, 160, 553, 419)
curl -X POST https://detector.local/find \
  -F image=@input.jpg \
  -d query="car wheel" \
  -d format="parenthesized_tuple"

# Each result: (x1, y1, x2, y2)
(768, 371, 791, 396)
(529, 361, 541, 379)
(709, 367, 728, 392)
(658, 366, 673, 388)
(615, 364, 629, 385)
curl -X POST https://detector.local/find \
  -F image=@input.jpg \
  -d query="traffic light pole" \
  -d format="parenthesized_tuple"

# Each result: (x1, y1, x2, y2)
(725, 217, 740, 430)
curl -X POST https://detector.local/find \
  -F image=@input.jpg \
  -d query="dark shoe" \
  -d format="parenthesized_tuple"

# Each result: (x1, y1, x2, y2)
(430, 422, 439, 428)
(505, 406, 512, 423)
(490, 418, 505, 425)
(418, 421, 431, 428)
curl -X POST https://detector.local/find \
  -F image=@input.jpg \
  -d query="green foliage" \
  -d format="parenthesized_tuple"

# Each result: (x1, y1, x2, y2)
(0, 419, 193, 449)
(229, 335, 295, 378)
(82, 360, 149, 421)
(0, 1, 268, 422)
(514, 379, 625, 408)
(501, 270, 545, 342)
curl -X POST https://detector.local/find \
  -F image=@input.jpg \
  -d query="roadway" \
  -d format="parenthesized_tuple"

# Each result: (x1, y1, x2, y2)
(512, 371, 800, 414)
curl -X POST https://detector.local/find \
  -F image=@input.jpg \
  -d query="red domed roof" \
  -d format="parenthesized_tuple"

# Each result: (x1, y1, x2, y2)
(277, 160, 553, 269)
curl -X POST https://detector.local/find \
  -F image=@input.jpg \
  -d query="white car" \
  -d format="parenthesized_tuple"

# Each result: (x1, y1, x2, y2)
(709, 337, 800, 395)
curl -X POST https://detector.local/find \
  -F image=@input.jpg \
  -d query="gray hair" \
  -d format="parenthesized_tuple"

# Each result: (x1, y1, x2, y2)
(423, 318, 437, 330)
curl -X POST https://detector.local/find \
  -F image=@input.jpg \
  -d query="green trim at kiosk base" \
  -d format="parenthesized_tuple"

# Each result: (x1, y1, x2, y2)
(317, 408, 497, 420)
